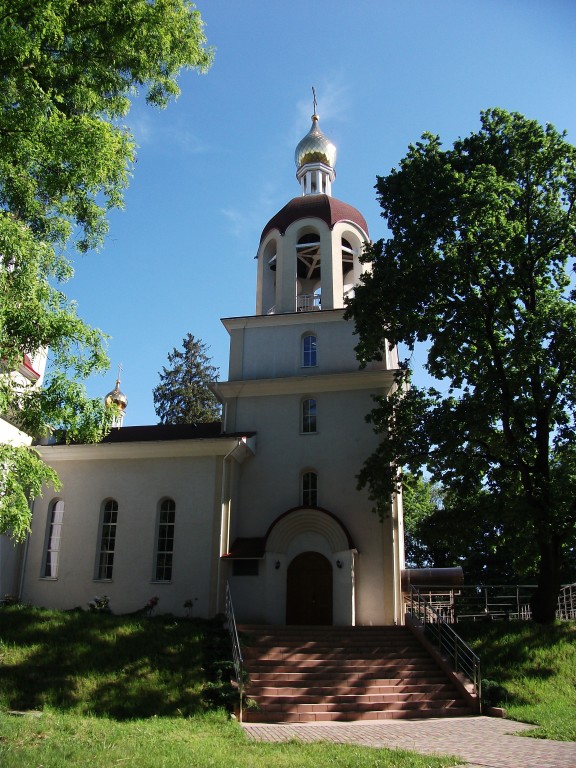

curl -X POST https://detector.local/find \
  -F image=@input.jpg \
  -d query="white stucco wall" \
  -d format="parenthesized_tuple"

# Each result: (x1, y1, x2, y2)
(225, 311, 393, 382)
(20, 450, 224, 617)
(0, 417, 33, 447)
(219, 312, 403, 626)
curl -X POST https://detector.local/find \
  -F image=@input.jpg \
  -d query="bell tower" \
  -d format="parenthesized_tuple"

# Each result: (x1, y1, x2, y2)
(215, 99, 404, 627)
(256, 109, 370, 316)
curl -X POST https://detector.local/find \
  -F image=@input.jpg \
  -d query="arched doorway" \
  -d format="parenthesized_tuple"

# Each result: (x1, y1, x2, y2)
(286, 551, 333, 625)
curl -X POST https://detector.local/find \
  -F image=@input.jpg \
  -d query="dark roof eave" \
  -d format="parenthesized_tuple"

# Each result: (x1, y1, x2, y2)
(38, 422, 256, 446)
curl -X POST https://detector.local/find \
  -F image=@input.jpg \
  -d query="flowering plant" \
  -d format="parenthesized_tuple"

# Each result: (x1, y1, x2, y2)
(88, 595, 110, 612)
(184, 597, 198, 617)
(145, 596, 159, 616)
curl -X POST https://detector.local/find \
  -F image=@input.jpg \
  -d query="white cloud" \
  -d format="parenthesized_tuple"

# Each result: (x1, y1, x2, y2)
(222, 181, 285, 242)
(128, 108, 210, 155)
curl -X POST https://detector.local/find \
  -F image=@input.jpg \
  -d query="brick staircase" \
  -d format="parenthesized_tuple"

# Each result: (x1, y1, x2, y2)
(239, 625, 477, 723)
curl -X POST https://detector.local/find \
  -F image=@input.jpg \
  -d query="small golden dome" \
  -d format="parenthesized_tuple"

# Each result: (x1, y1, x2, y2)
(295, 114, 337, 170)
(105, 379, 128, 411)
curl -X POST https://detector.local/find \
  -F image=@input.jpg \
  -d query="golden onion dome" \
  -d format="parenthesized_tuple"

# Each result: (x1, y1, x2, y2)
(105, 379, 128, 412)
(295, 114, 337, 170)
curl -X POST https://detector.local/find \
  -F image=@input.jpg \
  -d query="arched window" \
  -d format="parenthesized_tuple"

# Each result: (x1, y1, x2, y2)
(96, 499, 118, 580)
(341, 234, 361, 301)
(301, 397, 317, 433)
(296, 232, 321, 311)
(341, 237, 355, 272)
(302, 334, 317, 367)
(296, 234, 321, 279)
(302, 471, 318, 507)
(43, 499, 64, 578)
(155, 499, 176, 582)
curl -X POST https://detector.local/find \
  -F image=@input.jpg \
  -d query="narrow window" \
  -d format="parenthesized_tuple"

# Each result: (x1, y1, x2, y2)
(302, 471, 318, 507)
(43, 500, 64, 578)
(302, 397, 317, 433)
(97, 500, 118, 580)
(155, 499, 176, 582)
(302, 334, 317, 367)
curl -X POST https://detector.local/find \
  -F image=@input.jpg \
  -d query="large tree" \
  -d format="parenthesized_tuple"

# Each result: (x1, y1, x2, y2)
(402, 474, 550, 583)
(0, 0, 212, 539)
(153, 334, 221, 425)
(348, 108, 576, 623)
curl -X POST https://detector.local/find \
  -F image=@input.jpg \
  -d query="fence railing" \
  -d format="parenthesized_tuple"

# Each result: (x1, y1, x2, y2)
(557, 583, 576, 621)
(407, 583, 576, 623)
(297, 293, 321, 311)
(420, 584, 535, 624)
(406, 586, 481, 702)
(225, 582, 244, 722)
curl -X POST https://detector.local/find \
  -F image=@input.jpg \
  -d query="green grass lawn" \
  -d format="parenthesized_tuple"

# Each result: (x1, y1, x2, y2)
(457, 620, 576, 740)
(0, 606, 456, 768)
(0, 605, 232, 717)
(2, 606, 574, 766)
(0, 709, 457, 768)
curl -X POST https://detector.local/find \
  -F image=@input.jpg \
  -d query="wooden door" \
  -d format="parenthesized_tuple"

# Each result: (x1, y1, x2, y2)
(286, 551, 333, 625)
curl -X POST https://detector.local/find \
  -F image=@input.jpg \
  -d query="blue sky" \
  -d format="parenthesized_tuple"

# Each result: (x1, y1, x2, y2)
(65, 0, 576, 426)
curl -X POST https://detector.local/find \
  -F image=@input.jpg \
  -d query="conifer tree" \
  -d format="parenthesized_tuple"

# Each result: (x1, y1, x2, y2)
(153, 334, 221, 424)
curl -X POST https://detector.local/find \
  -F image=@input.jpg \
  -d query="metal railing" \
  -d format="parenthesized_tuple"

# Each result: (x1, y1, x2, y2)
(446, 585, 534, 622)
(411, 584, 576, 623)
(406, 586, 481, 701)
(225, 582, 244, 722)
(297, 293, 321, 311)
(557, 583, 576, 620)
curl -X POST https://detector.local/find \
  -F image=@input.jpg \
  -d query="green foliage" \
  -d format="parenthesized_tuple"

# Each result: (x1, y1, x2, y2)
(0, 1, 212, 537)
(0, 444, 60, 540)
(401, 473, 442, 567)
(458, 621, 576, 740)
(348, 108, 576, 621)
(401, 475, 570, 582)
(153, 333, 221, 424)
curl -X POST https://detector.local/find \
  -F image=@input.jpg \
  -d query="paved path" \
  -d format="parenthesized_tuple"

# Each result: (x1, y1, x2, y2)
(243, 716, 576, 768)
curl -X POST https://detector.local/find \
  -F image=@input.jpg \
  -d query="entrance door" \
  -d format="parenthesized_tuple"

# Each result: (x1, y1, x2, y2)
(286, 551, 333, 625)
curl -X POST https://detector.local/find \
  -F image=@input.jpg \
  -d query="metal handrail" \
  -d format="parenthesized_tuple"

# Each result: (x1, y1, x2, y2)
(225, 582, 244, 722)
(407, 586, 481, 702)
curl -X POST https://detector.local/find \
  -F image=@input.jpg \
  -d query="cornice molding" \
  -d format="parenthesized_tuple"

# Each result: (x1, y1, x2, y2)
(221, 308, 346, 333)
(214, 369, 397, 398)
(37, 436, 244, 462)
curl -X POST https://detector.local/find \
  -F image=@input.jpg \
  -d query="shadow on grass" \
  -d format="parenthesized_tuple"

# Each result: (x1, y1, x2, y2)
(0, 606, 234, 720)
(456, 620, 576, 706)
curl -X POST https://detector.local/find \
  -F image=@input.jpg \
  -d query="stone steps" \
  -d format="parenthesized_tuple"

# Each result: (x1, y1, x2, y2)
(240, 625, 477, 723)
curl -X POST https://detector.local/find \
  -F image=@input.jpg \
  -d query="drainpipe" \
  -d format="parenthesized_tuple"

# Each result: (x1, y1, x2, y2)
(215, 443, 236, 615)
(17, 498, 34, 601)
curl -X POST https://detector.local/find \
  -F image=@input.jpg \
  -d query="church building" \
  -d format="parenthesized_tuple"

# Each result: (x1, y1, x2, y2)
(11, 110, 405, 625)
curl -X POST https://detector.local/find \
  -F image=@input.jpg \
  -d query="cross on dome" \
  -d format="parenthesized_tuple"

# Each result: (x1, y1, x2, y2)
(294, 89, 337, 195)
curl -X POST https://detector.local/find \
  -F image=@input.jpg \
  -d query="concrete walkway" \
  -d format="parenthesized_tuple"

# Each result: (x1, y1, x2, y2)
(243, 716, 576, 768)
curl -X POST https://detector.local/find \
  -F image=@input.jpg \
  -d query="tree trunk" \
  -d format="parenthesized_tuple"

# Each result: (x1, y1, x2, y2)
(531, 535, 562, 624)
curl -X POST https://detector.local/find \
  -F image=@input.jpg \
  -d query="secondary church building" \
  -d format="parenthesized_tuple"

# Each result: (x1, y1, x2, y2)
(9, 112, 405, 626)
